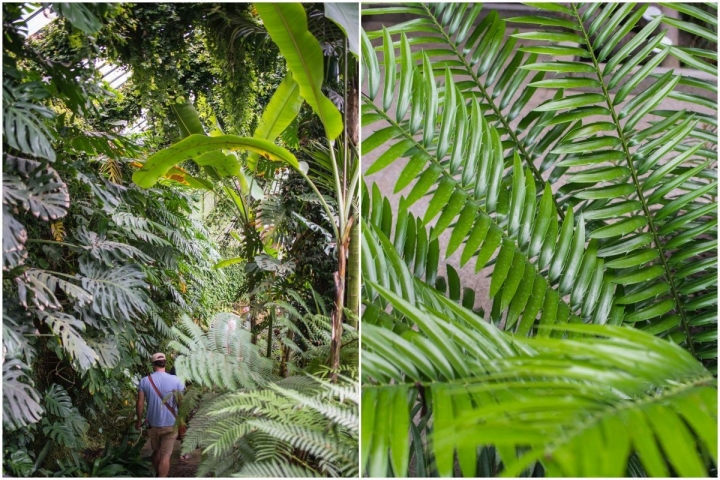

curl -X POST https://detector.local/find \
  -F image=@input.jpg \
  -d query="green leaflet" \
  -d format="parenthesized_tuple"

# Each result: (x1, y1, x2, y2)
(213, 257, 243, 269)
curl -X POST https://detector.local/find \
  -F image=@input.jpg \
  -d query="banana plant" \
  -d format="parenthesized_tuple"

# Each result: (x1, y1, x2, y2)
(132, 3, 360, 377)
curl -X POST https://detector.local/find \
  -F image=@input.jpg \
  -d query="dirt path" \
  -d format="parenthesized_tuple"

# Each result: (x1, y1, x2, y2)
(140, 438, 201, 477)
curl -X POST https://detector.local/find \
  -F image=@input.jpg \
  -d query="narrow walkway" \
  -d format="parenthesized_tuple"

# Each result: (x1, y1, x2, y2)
(140, 438, 201, 477)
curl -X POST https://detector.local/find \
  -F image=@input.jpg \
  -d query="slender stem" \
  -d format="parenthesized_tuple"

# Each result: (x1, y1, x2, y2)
(27, 239, 78, 248)
(42, 270, 78, 280)
(343, 157, 360, 224)
(343, 35, 349, 205)
(328, 139, 346, 239)
(570, 3, 696, 357)
(419, 3, 565, 221)
(266, 306, 274, 359)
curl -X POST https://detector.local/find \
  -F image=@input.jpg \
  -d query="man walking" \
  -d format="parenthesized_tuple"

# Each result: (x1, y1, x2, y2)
(136, 353, 184, 477)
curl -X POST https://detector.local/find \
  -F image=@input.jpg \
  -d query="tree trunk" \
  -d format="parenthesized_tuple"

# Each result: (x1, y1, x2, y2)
(280, 330, 292, 378)
(250, 312, 257, 345)
(346, 78, 359, 147)
(266, 307, 275, 358)
(346, 214, 360, 326)
(329, 238, 347, 381)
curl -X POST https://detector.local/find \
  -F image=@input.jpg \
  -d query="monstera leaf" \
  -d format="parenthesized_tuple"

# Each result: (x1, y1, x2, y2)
(15, 269, 92, 310)
(43, 384, 74, 417)
(2, 80, 56, 162)
(74, 227, 153, 266)
(254, 254, 296, 275)
(3, 358, 43, 430)
(26, 168, 70, 221)
(86, 338, 121, 368)
(39, 311, 98, 371)
(3, 167, 69, 222)
(79, 261, 149, 322)
(3, 175, 29, 206)
(3, 208, 27, 271)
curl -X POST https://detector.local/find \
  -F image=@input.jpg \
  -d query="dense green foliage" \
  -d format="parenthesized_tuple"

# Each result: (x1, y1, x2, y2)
(361, 2, 717, 477)
(6, 2, 357, 477)
(3, 3, 222, 476)
(168, 305, 358, 477)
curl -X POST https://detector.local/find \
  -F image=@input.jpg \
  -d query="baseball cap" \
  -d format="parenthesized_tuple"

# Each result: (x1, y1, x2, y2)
(151, 353, 166, 362)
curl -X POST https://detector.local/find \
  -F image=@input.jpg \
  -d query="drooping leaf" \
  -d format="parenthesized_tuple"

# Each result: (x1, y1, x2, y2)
(324, 3, 360, 56)
(132, 134, 299, 188)
(256, 3, 343, 139)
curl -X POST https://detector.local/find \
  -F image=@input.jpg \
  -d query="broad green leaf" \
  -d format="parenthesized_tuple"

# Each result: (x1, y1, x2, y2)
(133, 134, 298, 189)
(324, 3, 359, 56)
(248, 74, 302, 171)
(256, 4, 343, 139)
(171, 100, 206, 138)
(194, 151, 241, 178)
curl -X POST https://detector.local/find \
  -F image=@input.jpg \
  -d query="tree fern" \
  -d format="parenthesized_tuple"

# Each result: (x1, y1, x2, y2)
(169, 314, 275, 391)
(180, 376, 358, 477)
(171, 311, 358, 477)
(362, 1, 716, 359)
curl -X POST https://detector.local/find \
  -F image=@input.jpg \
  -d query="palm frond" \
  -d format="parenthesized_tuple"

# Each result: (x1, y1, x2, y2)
(362, 2, 717, 359)
(361, 221, 717, 476)
(234, 460, 320, 477)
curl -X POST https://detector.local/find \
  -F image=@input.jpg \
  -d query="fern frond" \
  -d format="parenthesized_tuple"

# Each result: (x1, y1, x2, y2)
(234, 460, 320, 477)
(50, 220, 65, 242)
(99, 156, 123, 184)
(269, 384, 359, 433)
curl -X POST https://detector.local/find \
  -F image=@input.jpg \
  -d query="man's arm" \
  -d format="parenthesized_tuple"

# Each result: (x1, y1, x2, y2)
(135, 389, 145, 430)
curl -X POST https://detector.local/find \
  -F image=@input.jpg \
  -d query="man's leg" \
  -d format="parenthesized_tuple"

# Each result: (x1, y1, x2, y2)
(149, 429, 160, 474)
(157, 453, 171, 477)
(156, 427, 177, 477)
(151, 449, 160, 471)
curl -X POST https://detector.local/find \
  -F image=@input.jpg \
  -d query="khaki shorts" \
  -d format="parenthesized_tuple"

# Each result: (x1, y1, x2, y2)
(148, 426, 177, 456)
